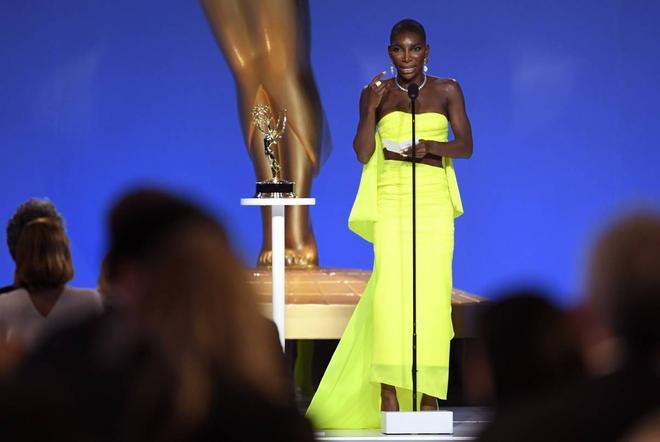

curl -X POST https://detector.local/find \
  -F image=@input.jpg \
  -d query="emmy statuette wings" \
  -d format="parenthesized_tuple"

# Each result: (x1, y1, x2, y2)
(250, 104, 296, 198)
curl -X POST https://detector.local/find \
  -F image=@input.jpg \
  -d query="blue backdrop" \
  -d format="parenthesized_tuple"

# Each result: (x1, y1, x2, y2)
(2, 1, 659, 304)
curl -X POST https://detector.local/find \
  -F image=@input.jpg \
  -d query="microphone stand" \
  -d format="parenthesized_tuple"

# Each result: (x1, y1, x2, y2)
(407, 82, 419, 412)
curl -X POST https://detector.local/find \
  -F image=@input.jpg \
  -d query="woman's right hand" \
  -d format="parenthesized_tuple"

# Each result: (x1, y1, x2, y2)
(363, 71, 391, 112)
(354, 72, 390, 163)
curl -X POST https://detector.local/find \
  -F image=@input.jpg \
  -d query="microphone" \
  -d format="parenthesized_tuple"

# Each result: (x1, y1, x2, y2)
(407, 82, 419, 100)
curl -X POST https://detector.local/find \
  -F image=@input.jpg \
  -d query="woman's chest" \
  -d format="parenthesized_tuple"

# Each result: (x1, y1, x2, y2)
(376, 89, 448, 121)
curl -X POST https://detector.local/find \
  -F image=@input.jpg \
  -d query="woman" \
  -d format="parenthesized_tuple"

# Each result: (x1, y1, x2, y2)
(0, 216, 102, 349)
(2, 198, 65, 294)
(306, 19, 472, 429)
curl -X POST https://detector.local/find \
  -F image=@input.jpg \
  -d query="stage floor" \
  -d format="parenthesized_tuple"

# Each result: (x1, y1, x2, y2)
(313, 407, 490, 441)
(249, 268, 487, 339)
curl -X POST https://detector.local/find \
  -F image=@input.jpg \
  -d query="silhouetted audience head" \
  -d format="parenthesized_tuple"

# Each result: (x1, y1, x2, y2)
(104, 189, 294, 431)
(104, 190, 206, 281)
(6, 199, 64, 262)
(587, 211, 660, 360)
(13, 217, 73, 291)
(474, 289, 583, 407)
(477, 213, 660, 442)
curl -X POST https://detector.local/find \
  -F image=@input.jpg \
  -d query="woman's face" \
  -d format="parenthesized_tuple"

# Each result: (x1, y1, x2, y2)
(388, 31, 428, 82)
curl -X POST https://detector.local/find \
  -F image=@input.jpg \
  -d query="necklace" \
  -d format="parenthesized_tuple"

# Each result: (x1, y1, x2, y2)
(395, 74, 427, 93)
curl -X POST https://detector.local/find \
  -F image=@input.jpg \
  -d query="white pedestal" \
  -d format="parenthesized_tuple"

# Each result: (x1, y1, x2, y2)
(240, 197, 316, 348)
(382, 411, 453, 435)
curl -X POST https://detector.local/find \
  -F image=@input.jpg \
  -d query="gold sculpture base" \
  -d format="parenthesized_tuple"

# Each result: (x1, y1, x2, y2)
(256, 180, 296, 198)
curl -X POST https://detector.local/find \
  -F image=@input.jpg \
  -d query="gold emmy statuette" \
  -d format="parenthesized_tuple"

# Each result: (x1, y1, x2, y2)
(251, 104, 295, 198)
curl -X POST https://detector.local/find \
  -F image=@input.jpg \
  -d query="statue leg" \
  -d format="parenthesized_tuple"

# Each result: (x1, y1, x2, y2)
(202, 0, 325, 267)
(277, 75, 324, 267)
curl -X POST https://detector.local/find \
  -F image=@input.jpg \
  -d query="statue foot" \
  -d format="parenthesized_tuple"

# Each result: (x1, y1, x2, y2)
(284, 244, 318, 267)
(257, 232, 318, 268)
(257, 249, 272, 268)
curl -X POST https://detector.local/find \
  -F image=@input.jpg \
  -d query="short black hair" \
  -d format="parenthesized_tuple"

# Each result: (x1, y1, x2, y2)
(390, 18, 426, 44)
(6, 198, 64, 261)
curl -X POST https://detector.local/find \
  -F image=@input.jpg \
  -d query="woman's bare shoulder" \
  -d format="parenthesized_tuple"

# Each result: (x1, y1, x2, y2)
(428, 76, 461, 90)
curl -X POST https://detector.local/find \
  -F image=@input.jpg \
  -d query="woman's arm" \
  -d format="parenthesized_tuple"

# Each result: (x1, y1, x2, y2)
(353, 73, 391, 164)
(404, 79, 473, 159)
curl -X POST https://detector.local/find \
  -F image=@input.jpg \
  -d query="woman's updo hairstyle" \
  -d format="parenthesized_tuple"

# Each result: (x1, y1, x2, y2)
(390, 18, 426, 44)
(14, 217, 73, 291)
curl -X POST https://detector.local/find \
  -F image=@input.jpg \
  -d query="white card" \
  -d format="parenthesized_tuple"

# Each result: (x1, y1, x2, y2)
(382, 138, 420, 154)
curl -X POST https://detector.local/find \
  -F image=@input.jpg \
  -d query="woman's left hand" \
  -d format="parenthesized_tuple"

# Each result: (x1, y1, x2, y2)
(401, 140, 431, 158)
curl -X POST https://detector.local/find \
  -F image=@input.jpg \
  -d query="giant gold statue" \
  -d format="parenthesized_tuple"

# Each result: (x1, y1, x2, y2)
(201, 0, 330, 267)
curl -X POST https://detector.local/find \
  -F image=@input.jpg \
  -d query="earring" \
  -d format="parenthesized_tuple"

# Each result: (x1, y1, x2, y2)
(390, 65, 395, 76)
(423, 60, 428, 73)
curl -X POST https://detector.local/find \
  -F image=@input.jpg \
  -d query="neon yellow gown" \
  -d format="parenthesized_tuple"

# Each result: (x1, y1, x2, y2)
(306, 111, 463, 430)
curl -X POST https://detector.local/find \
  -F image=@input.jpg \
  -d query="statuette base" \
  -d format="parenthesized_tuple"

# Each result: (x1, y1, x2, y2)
(256, 180, 296, 198)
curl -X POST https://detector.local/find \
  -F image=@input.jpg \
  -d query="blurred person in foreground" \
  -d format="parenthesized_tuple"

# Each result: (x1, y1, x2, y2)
(478, 212, 660, 442)
(465, 290, 584, 414)
(0, 189, 312, 441)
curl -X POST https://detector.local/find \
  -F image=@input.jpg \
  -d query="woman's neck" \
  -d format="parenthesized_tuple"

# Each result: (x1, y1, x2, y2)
(396, 73, 426, 87)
